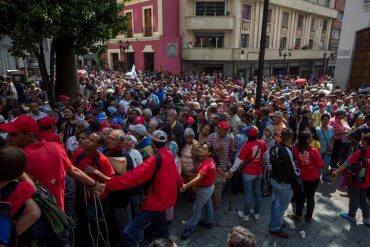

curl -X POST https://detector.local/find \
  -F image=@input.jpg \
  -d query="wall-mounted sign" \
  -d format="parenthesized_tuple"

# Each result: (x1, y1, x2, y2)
(167, 43, 178, 57)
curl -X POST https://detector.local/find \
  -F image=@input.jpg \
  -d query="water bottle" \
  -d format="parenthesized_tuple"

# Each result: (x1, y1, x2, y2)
(358, 168, 366, 178)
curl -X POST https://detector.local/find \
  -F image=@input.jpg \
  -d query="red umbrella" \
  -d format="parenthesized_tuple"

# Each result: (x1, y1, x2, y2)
(295, 78, 307, 85)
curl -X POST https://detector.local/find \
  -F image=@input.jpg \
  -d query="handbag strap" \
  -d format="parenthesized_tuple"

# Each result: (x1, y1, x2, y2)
(239, 143, 261, 171)
(319, 127, 329, 148)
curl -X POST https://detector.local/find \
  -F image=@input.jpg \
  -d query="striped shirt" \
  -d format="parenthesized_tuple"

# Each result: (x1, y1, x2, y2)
(207, 132, 234, 170)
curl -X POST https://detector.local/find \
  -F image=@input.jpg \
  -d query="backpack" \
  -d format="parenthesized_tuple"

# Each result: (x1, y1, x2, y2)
(0, 180, 74, 245)
(343, 148, 368, 184)
(0, 181, 17, 246)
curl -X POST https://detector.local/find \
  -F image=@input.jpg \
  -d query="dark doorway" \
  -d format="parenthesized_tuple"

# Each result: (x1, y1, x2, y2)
(289, 66, 300, 75)
(144, 53, 154, 71)
(349, 27, 370, 88)
(111, 53, 119, 70)
(126, 53, 135, 68)
(205, 64, 223, 74)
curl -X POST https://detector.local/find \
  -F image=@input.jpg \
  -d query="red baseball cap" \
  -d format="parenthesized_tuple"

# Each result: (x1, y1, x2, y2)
(318, 102, 326, 107)
(38, 116, 58, 129)
(0, 115, 39, 133)
(247, 127, 258, 137)
(134, 116, 145, 124)
(58, 95, 70, 102)
(187, 116, 195, 125)
(218, 121, 230, 130)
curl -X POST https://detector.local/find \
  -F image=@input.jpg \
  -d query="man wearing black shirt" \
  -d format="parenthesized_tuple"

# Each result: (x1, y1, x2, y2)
(269, 128, 300, 239)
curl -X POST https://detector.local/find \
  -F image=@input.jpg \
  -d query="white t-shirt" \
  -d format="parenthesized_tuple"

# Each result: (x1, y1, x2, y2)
(128, 149, 143, 167)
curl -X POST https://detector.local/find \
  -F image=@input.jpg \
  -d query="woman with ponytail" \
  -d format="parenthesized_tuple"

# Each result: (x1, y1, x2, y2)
(290, 131, 324, 223)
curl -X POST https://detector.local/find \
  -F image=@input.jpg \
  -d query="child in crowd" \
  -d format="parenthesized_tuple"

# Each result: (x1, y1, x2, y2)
(0, 146, 41, 245)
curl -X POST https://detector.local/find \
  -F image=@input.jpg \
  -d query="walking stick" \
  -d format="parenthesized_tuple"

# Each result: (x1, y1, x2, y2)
(228, 179, 232, 212)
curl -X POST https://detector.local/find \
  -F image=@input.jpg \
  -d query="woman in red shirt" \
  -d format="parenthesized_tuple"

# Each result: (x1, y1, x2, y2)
(291, 131, 324, 223)
(181, 143, 217, 239)
(332, 133, 370, 226)
(228, 127, 268, 222)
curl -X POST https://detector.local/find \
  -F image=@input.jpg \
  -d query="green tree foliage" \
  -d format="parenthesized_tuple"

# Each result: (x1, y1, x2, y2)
(0, 0, 127, 103)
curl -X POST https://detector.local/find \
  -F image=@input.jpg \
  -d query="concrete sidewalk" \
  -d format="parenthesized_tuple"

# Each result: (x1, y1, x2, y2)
(169, 181, 370, 247)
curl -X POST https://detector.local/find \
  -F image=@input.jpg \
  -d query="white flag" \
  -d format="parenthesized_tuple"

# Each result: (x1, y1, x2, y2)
(131, 64, 137, 80)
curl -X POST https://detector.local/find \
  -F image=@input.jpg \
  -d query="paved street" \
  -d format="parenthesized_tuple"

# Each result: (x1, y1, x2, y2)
(169, 181, 370, 247)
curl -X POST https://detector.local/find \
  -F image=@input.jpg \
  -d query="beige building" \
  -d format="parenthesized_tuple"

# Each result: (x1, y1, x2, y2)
(180, 0, 338, 78)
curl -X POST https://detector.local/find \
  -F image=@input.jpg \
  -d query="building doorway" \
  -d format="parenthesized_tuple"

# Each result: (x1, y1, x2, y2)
(205, 64, 223, 74)
(349, 27, 370, 88)
(126, 53, 135, 68)
(110, 53, 119, 70)
(144, 53, 154, 71)
(289, 66, 300, 75)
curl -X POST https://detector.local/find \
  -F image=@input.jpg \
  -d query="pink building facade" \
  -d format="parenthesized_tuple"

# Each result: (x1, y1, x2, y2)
(105, 0, 181, 74)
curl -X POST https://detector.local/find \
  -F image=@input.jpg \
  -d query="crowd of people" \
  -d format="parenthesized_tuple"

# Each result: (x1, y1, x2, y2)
(0, 68, 369, 247)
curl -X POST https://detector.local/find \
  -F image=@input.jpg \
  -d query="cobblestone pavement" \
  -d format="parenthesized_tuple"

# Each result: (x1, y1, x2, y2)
(169, 181, 370, 247)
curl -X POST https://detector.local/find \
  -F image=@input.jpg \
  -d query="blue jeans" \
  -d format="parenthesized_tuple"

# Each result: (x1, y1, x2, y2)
(321, 153, 331, 167)
(269, 179, 293, 231)
(242, 173, 262, 215)
(187, 185, 214, 230)
(122, 210, 168, 247)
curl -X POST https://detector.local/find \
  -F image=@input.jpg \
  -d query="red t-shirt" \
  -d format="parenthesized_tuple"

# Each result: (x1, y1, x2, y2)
(23, 141, 72, 210)
(106, 147, 183, 211)
(197, 158, 216, 187)
(238, 140, 267, 175)
(38, 130, 62, 144)
(5, 181, 36, 217)
(71, 149, 115, 198)
(293, 146, 324, 181)
(345, 147, 370, 188)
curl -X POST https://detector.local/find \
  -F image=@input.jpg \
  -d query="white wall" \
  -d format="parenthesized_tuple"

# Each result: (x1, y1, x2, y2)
(0, 36, 17, 75)
(334, 0, 370, 88)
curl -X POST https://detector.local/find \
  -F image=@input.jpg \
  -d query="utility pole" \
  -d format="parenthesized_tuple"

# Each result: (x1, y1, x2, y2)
(255, 0, 269, 110)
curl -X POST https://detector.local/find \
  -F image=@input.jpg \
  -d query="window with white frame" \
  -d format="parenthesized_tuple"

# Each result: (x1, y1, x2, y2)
(322, 20, 327, 32)
(297, 15, 304, 28)
(241, 34, 249, 48)
(196, 1, 225, 16)
(282, 12, 289, 26)
(311, 19, 315, 30)
(242, 4, 252, 20)
(280, 37, 287, 49)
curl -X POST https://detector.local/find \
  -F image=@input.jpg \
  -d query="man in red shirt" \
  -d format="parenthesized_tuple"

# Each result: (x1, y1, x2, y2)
(95, 130, 183, 247)
(0, 115, 97, 210)
(332, 133, 370, 226)
(71, 132, 115, 185)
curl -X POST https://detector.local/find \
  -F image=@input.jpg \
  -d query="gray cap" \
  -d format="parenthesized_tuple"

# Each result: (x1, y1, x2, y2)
(184, 128, 195, 137)
(128, 124, 147, 136)
(152, 130, 167, 143)
(273, 111, 284, 118)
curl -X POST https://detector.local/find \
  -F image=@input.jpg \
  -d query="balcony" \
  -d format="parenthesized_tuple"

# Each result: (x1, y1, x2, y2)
(185, 16, 235, 30)
(365, 0, 370, 12)
(269, 0, 337, 18)
(182, 48, 233, 61)
(183, 48, 332, 61)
